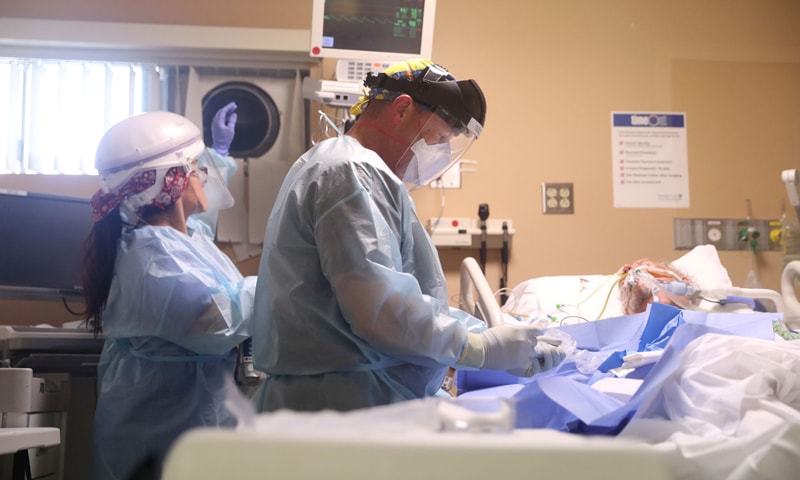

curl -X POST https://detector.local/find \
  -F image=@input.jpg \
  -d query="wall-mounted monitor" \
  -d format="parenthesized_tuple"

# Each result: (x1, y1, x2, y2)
(0, 190, 93, 301)
(309, 0, 437, 62)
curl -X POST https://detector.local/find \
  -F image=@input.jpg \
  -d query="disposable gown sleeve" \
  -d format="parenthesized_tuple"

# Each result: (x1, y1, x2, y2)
(151, 265, 255, 355)
(316, 182, 477, 367)
(115, 230, 255, 355)
(450, 306, 489, 334)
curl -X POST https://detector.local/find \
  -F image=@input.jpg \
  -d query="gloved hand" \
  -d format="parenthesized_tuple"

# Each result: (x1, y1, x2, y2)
(528, 336, 566, 375)
(458, 324, 547, 377)
(211, 101, 237, 157)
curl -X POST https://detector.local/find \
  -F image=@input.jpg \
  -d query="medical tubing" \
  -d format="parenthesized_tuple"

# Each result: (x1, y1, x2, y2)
(646, 279, 770, 309)
(312, 110, 347, 144)
(318, 110, 343, 136)
(580, 273, 623, 320)
(426, 184, 448, 236)
(718, 296, 757, 309)
(628, 268, 696, 310)
(558, 315, 589, 325)
(661, 280, 695, 296)
(704, 286, 785, 312)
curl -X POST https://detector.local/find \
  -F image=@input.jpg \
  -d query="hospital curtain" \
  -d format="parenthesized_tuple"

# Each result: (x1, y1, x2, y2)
(0, 58, 157, 175)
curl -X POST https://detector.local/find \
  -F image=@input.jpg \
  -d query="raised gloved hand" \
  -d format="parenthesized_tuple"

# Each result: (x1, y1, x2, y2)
(458, 324, 551, 377)
(211, 101, 237, 157)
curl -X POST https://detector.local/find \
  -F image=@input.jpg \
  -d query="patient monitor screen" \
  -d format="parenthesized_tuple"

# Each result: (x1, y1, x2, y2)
(312, 0, 435, 59)
(0, 191, 93, 296)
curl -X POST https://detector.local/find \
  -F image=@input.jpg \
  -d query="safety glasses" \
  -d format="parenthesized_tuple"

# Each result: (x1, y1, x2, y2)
(190, 164, 209, 184)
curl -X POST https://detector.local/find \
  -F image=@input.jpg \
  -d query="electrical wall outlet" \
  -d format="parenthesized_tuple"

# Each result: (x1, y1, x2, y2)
(542, 182, 574, 214)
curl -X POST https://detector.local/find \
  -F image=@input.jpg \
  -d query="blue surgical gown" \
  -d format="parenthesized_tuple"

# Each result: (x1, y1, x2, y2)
(90, 218, 256, 480)
(252, 135, 484, 412)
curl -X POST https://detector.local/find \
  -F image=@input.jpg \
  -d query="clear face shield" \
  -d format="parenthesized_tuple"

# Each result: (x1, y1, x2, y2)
(400, 105, 482, 190)
(195, 149, 235, 212)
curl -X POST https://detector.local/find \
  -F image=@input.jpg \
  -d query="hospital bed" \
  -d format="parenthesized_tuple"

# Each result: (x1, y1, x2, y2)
(162, 245, 799, 480)
(472, 244, 789, 328)
(455, 244, 800, 479)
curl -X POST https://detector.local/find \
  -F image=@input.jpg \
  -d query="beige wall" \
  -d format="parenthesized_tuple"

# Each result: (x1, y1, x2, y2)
(2, 0, 799, 325)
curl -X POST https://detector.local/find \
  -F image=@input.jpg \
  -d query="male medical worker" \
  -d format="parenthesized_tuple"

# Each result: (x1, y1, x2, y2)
(252, 59, 565, 412)
(84, 104, 256, 480)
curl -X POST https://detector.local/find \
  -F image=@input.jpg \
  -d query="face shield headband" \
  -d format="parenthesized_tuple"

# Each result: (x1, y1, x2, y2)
(363, 64, 486, 136)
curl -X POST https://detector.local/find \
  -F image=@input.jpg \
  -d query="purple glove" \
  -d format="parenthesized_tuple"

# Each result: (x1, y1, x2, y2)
(211, 101, 237, 157)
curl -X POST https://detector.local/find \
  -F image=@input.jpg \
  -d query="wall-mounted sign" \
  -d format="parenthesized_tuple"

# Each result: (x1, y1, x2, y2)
(611, 112, 689, 208)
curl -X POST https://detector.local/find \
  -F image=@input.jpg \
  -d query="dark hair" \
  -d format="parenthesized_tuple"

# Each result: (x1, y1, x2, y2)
(81, 208, 123, 336)
(82, 203, 174, 336)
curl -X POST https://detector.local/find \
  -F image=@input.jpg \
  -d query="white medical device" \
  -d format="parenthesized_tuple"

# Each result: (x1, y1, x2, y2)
(301, 78, 364, 107)
(781, 260, 800, 329)
(0, 325, 104, 477)
(782, 169, 800, 219)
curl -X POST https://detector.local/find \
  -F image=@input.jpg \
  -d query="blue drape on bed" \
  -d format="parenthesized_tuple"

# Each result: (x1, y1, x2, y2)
(457, 302, 779, 434)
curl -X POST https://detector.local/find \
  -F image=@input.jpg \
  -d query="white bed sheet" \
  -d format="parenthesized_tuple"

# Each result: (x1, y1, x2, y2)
(619, 333, 800, 480)
(163, 330, 800, 480)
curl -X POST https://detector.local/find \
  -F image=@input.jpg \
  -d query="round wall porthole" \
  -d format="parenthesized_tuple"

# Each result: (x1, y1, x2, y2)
(202, 81, 281, 159)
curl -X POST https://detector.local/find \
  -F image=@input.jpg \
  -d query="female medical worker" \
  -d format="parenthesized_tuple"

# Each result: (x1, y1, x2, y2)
(82, 104, 256, 480)
(252, 59, 565, 413)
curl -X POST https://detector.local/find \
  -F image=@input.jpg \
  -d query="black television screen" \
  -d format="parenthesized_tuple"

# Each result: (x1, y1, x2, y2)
(0, 190, 94, 299)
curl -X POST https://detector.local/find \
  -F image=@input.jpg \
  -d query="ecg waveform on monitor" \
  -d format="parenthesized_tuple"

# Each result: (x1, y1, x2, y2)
(326, 16, 395, 24)
(324, 9, 423, 38)
(322, 0, 426, 52)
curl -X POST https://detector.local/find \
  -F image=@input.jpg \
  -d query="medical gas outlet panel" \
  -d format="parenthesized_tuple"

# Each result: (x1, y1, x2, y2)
(673, 218, 783, 252)
(428, 217, 515, 248)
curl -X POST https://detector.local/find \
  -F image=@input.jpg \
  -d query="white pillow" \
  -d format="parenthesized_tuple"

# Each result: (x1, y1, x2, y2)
(670, 244, 733, 292)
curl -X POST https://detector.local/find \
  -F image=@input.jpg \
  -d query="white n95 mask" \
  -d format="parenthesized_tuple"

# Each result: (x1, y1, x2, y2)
(402, 139, 453, 188)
